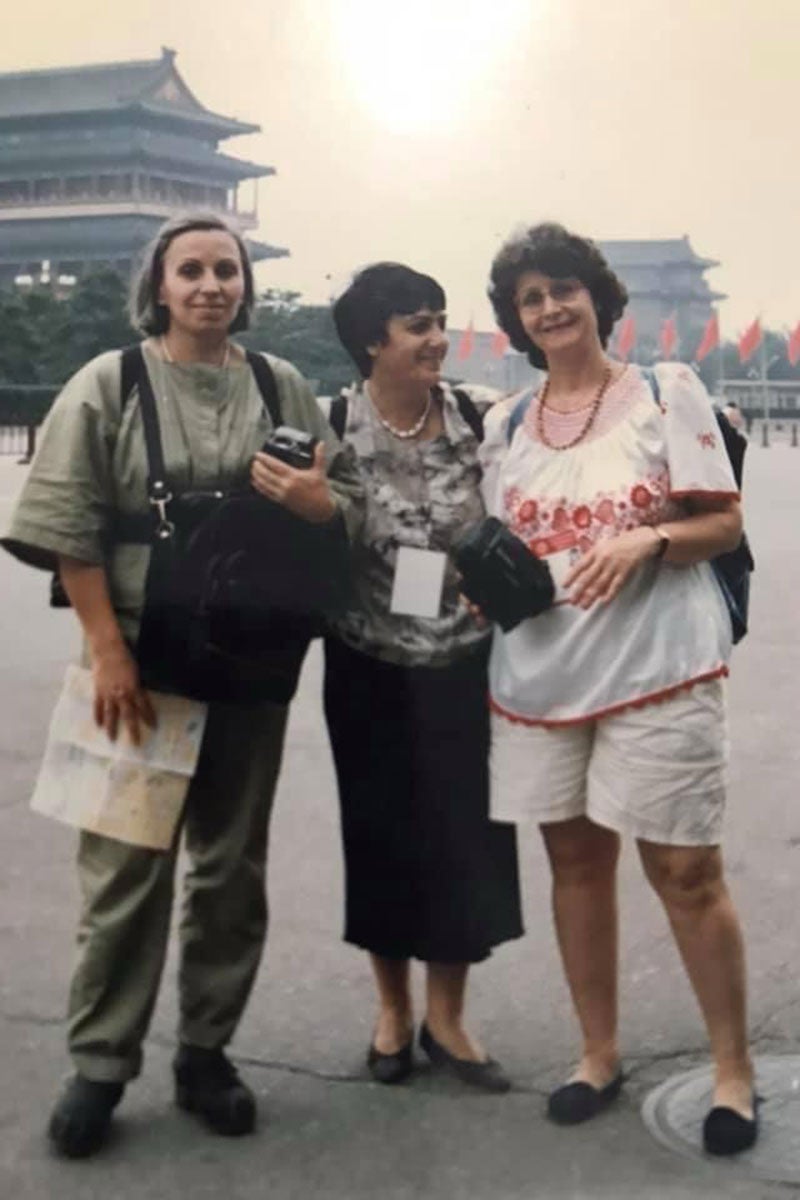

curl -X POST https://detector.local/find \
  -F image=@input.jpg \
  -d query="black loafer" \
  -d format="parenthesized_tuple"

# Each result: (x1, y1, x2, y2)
(174, 1044, 256, 1136)
(419, 1023, 511, 1093)
(703, 1097, 759, 1156)
(48, 1075, 124, 1158)
(367, 1039, 414, 1084)
(547, 1071, 624, 1125)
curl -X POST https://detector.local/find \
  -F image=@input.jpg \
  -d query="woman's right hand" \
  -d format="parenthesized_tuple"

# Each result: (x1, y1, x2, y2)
(91, 640, 156, 746)
(460, 594, 489, 628)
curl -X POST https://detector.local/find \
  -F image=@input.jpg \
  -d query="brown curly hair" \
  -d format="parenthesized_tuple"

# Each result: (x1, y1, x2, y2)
(488, 223, 628, 368)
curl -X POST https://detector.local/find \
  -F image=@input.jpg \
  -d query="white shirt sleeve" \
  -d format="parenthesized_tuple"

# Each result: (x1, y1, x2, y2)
(655, 362, 739, 499)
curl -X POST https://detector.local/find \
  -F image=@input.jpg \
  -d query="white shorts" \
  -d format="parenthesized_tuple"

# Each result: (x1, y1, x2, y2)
(489, 679, 728, 846)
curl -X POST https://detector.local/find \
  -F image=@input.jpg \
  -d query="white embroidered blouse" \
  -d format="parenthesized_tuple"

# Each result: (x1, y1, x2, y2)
(479, 363, 739, 727)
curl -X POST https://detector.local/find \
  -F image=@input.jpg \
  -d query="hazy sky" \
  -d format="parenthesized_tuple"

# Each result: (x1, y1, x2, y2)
(5, 0, 799, 336)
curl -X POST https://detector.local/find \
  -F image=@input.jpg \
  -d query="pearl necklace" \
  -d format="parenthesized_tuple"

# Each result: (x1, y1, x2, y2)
(536, 364, 613, 450)
(160, 335, 230, 368)
(367, 382, 432, 440)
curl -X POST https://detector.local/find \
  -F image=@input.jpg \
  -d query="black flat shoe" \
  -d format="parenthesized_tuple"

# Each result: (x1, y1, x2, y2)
(48, 1075, 124, 1158)
(547, 1071, 624, 1125)
(703, 1097, 759, 1156)
(367, 1039, 414, 1085)
(419, 1023, 511, 1094)
(174, 1044, 256, 1136)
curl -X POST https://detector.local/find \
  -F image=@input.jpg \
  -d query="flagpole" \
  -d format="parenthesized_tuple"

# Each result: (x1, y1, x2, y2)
(716, 312, 724, 400)
(760, 329, 769, 448)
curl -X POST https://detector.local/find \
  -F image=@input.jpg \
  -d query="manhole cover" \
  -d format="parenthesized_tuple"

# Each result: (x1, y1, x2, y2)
(642, 1055, 800, 1185)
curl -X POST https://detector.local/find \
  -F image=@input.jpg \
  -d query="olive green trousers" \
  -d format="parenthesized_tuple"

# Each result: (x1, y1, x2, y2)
(67, 698, 289, 1083)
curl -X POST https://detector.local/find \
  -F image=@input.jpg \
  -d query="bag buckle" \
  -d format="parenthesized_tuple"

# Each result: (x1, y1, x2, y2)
(149, 482, 175, 539)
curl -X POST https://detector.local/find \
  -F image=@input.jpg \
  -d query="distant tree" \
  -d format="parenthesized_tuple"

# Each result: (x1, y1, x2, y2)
(0, 287, 67, 384)
(239, 289, 355, 395)
(57, 268, 136, 379)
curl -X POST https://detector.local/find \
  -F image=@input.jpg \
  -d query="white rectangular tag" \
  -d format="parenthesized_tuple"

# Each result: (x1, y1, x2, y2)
(390, 546, 447, 618)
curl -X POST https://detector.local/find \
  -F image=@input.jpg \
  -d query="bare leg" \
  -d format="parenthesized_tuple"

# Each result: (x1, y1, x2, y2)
(542, 816, 621, 1086)
(638, 841, 753, 1115)
(370, 955, 413, 1053)
(424, 962, 486, 1062)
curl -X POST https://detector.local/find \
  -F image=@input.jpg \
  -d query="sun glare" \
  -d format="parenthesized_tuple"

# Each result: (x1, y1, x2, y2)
(333, 0, 530, 135)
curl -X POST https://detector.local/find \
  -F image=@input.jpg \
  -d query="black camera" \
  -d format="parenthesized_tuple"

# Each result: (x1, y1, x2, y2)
(454, 517, 555, 632)
(263, 426, 318, 470)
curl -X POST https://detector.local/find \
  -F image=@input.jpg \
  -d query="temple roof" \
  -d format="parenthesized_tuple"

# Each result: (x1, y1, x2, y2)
(0, 48, 257, 138)
(0, 128, 273, 183)
(599, 236, 718, 271)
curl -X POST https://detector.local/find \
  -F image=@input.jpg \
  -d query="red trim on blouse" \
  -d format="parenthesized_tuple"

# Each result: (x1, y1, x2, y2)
(489, 666, 729, 729)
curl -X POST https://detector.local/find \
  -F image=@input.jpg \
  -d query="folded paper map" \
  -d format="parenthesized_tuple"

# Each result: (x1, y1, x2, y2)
(30, 665, 208, 850)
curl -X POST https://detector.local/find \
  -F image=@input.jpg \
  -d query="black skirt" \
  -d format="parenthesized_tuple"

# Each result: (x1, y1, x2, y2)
(323, 637, 523, 963)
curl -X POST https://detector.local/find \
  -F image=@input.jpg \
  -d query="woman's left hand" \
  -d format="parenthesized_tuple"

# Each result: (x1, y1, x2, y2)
(251, 442, 337, 523)
(564, 527, 658, 609)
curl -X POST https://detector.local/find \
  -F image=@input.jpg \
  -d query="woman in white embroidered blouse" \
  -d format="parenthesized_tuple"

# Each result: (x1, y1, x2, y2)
(479, 223, 756, 1154)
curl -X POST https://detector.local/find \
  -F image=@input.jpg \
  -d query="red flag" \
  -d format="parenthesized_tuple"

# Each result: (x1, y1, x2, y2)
(457, 321, 474, 362)
(695, 313, 720, 362)
(738, 318, 761, 364)
(616, 316, 636, 361)
(659, 314, 678, 359)
(490, 328, 510, 358)
(787, 322, 800, 367)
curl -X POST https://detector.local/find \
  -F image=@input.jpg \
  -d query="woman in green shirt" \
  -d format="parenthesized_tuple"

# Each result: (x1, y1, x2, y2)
(2, 213, 362, 1158)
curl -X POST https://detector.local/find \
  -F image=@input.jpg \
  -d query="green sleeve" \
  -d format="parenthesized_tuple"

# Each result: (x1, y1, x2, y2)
(1, 352, 120, 571)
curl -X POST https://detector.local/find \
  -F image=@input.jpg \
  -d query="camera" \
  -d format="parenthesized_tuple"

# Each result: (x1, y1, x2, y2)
(263, 426, 318, 470)
(454, 517, 555, 632)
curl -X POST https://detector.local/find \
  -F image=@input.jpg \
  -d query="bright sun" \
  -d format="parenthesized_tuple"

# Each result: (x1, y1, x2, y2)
(333, 0, 530, 135)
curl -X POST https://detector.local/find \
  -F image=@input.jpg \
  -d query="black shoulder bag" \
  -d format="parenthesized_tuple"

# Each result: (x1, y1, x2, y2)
(130, 349, 350, 705)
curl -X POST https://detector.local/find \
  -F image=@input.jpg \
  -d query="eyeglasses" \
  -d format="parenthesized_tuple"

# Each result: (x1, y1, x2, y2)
(516, 278, 584, 310)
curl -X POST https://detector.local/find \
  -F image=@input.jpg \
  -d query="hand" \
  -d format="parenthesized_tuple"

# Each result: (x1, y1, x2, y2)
(250, 442, 337, 524)
(91, 641, 157, 746)
(460, 594, 489, 628)
(564, 527, 660, 609)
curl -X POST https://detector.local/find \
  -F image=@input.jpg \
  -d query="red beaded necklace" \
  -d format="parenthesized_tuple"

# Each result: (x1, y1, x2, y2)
(535, 364, 613, 451)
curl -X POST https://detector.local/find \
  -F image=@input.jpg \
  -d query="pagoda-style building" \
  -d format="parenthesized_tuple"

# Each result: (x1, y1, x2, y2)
(598, 236, 725, 360)
(0, 48, 286, 288)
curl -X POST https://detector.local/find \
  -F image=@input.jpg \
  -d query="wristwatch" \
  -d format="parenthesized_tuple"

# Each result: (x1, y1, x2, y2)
(652, 526, 670, 559)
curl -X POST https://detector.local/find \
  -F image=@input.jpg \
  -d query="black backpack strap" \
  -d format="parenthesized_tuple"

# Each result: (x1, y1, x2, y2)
(451, 387, 484, 442)
(131, 356, 174, 531)
(245, 350, 282, 428)
(329, 393, 348, 440)
(120, 343, 145, 409)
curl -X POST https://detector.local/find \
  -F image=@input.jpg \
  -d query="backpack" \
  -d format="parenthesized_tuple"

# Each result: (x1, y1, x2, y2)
(641, 367, 753, 644)
(505, 373, 754, 643)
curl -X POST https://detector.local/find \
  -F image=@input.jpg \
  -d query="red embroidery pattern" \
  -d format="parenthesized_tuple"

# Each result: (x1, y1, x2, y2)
(502, 468, 671, 554)
(697, 431, 717, 449)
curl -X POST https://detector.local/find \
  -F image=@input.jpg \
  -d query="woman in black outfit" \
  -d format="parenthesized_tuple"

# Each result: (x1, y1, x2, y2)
(324, 263, 523, 1089)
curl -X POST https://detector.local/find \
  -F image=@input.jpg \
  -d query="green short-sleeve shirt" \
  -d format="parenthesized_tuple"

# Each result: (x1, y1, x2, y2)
(2, 343, 363, 639)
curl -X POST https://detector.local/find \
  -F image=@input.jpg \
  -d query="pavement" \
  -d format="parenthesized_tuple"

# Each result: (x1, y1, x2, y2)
(0, 439, 799, 1200)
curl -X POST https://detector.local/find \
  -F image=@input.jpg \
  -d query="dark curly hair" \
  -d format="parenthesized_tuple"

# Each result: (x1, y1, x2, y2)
(488, 223, 628, 369)
(130, 211, 255, 336)
(333, 262, 446, 378)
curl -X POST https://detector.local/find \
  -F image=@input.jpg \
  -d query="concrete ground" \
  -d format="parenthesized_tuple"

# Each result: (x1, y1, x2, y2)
(0, 439, 798, 1199)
